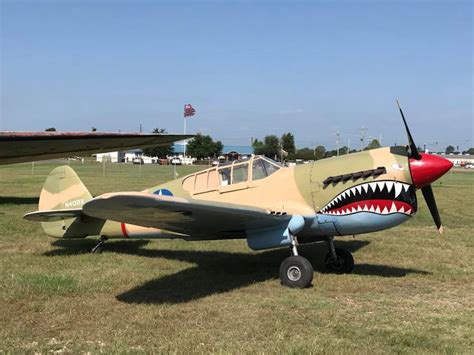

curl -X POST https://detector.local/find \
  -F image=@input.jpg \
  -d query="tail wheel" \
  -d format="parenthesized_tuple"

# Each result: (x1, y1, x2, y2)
(279, 256, 313, 288)
(325, 248, 354, 274)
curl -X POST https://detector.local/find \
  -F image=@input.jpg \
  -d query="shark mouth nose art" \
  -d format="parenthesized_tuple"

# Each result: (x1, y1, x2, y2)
(320, 181, 417, 216)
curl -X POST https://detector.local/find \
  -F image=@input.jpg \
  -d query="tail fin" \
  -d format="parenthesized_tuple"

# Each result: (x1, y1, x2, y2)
(39, 165, 92, 211)
(37, 166, 93, 238)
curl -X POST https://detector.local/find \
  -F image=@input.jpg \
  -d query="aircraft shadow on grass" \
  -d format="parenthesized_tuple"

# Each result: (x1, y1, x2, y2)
(45, 239, 431, 304)
(0, 196, 39, 205)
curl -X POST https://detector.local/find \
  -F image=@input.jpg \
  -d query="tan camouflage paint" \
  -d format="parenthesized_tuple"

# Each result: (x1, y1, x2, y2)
(38, 166, 169, 239)
(147, 147, 411, 216)
(300, 147, 412, 211)
(155, 165, 314, 216)
(35, 147, 413, 238)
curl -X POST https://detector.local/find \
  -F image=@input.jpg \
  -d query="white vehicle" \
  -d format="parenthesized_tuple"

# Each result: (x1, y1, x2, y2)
(171, 158, 181, 165)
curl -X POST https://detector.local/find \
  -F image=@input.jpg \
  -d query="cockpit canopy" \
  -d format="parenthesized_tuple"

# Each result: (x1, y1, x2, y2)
(182, 156, 282, 194)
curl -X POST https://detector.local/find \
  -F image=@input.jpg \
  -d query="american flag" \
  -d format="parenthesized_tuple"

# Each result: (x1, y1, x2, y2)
(184, 104, 196, 117)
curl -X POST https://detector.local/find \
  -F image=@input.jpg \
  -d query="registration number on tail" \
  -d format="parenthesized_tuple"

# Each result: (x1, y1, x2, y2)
(64, 199, 85, 208)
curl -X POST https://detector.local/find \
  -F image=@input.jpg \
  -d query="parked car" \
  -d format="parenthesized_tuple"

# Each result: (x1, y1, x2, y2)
(171, 158, 181, 165)
(132, 157, 144, 164)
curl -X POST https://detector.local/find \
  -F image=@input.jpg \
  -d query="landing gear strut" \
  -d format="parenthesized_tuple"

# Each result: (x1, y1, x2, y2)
(324, 237, 354, 274)
(91, 236, 108, 254)
(279, 234, 314, 288)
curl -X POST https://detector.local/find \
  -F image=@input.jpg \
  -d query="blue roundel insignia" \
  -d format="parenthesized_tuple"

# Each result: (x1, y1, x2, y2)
(153, 188, 173, 196)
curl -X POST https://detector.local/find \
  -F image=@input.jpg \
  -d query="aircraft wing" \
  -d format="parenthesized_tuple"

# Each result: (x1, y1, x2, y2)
(0, 131, 193, 165)
(82, 192, 291, 239)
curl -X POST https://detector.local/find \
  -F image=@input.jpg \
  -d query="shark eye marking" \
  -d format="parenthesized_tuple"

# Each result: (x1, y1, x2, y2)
(319, 180, 417, 216)
(323, 166, 387, 187)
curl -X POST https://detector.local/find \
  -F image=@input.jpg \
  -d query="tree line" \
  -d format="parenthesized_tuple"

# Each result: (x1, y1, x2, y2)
(252, 133, 382, 161)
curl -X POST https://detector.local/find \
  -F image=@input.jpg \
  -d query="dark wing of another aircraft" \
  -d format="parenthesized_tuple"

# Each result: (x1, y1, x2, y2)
(0, 131, 193, 165)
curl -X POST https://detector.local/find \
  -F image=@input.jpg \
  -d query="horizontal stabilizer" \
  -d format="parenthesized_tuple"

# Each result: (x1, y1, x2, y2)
(24, 208, 84, 222)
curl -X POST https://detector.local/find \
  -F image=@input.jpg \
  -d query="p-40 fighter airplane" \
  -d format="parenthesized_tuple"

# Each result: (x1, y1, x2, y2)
(24, 104, 453, 288)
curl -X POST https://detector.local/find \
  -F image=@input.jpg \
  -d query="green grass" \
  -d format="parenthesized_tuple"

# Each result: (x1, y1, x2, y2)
(0, 161, 473, 353)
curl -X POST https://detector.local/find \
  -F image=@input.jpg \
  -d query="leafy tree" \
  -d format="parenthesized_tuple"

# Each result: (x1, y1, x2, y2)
(141, 128, 174, 158)
(253, 135, 280, 158)
(45, 127, 56, 131)
(339, 146, 349, 155)
(465, 148, 474, 155)
(445, 145, 455, 154)
(262, 135, 280, 158)
(187, 133, 223, 159)
(294, 148, 315, 160)
(92, 127, 97, 132)
(365, 139, 381, 150)
(314, 145, 326, 160)
(281, 133, 295, 155)
(252, 138, 264, 154)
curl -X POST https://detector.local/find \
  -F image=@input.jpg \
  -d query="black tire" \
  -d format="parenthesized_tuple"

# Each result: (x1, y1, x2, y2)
(325, 248, 354, 274)
(279, 256, 314, 288)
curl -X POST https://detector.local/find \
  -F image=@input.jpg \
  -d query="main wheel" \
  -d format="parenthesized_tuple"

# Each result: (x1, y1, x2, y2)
(279, 256, 314, 288)
(325, 248, 354, 274)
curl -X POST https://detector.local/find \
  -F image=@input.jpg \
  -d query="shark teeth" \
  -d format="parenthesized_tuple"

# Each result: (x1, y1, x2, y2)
(389, 202, 398, 213)
(369, 182, 378, 192)
(394, 183, 403, 198)
(320, 181, 412, 212)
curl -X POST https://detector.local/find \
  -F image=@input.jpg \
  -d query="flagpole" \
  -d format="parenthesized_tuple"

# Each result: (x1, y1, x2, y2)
(183, 114, 187, 158)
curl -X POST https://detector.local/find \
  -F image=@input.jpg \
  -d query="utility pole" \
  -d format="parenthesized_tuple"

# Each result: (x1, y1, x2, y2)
(359, 126, 368, 151)
(336, 130, 340, 156)
(347, 138, 351, 154)
(139, 124, 142, 133)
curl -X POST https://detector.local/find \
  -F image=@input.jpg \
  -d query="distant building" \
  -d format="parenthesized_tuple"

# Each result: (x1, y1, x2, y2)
(95, 150, 155, 163)
(434, 153, 474, 167)
(94, 144, 254, 164)
(222, 146, 253, 161)
(173, 143, 253, 161)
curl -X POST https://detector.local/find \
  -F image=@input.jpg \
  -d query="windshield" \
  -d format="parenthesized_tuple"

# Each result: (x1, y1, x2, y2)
(252, 157, 280, 180)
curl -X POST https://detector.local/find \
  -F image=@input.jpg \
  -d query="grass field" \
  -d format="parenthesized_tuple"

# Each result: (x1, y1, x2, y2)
(0, 161, 473, 353)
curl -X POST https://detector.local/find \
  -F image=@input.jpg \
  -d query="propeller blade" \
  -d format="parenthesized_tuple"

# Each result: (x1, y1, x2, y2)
(396, 100, 421, 160)
(421, 185, 443, 233)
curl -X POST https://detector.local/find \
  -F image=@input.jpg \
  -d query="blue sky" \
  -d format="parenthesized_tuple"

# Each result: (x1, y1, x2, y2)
(1, 0, 472, 151)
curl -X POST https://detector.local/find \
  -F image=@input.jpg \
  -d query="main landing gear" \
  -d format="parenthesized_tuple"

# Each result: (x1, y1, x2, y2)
(279, 235, 355, 288)
(91, 236, 108, 254)
(279, 234, 314, 288)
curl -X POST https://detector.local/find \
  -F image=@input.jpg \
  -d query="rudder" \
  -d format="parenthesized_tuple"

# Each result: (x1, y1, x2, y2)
(39, 165, 92, 211)
(38, 166, 94, 238)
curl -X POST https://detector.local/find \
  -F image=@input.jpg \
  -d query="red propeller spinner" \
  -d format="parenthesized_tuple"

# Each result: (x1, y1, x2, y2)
(409, 153, 453, 189)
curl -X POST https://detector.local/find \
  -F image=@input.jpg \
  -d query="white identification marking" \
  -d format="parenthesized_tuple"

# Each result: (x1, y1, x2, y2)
(64, 199, 84, 208)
